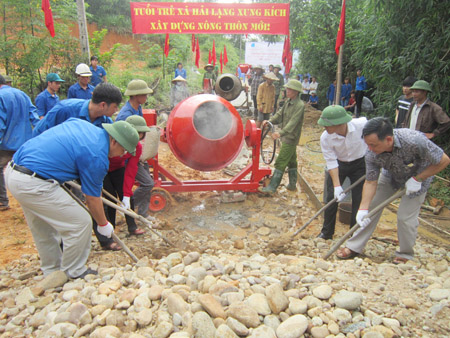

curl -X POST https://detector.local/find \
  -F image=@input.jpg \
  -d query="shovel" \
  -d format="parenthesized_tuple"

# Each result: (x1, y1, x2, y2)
(65, 181, 174, 247)
(61, 183, 139, 263)
(292, 175, 366, 236)
(323, 188, 406, 260)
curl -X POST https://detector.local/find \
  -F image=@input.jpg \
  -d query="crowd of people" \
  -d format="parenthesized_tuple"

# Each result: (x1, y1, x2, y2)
(1, 57, 449, 280)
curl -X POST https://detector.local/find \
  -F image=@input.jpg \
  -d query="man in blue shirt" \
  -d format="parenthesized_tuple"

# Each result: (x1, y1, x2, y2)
(116, 79, 155, 220)
(0, 75, 40, 211)
(35, 73, 65, 118)
(174, 62, 187, 79)
(90, 56, 107, 87)
(355, 70, 367, 118)
(33, 83, 121, 137)
(326, 80, 336, 106)
(6, 118, 139, 279)
(340, 77, 352, 107)
(67, 63, 94, 99)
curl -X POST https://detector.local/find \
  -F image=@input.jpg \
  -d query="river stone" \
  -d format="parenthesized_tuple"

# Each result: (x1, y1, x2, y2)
(68, 302, 91, 325)
(288, 298, 307, 314)
(37, 271, 68, 290)
(361, 332, 384, 338)
(188, 267, 207, 282)
(227, 302, 260, 328)
(275, 314, 308, 338)
(134, 308, 153, 327)
(192, 311, 216, 338)
(311, 325, 330, 338)
(246, 293, 271, 316)
(198, 294, 226, 319)
(249, 325, 277, 338)
(429, 289, 450, 301)
(312, 285, 333, 300)
(184, 252, 201, 266)
(90, 325, 122, 338)
(134, 292, 151, 309)
(15, 287, 35, 307)
(215, 323, 239, 338)
(333, 290, 363, 310)
(136, 266, 155, 279)
(153, 321, 174, 338)
(47, 322, 78, 336)
(266, 283, 288, 314)
(168, 293, 190, 315)
(226, 317, 250, 336)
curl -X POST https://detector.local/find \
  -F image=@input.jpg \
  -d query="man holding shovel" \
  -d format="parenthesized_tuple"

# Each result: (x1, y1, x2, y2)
(336, 117, 450, 263)
(317, 106, 367, 239)
(6, 119, 139, 279)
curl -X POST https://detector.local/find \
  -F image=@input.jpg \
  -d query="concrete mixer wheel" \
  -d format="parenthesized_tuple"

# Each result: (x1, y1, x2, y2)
(149, 189, 171, 212)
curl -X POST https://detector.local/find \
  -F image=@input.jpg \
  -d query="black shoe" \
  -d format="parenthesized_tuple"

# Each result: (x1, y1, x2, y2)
(73, 268, 98, 279)
(317, 233, 332, 240)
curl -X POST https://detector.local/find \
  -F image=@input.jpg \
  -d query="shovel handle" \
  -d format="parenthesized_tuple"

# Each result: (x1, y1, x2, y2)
(81, 183, 175, 247)
(293, 175, 366, 236)
(61, 183, 139, 263)
(323, 188, 406, 260)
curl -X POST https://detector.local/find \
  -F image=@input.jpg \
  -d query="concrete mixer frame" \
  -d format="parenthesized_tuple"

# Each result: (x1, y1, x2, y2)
(142, 109, 271, 211)
(150, 119, 271, 193)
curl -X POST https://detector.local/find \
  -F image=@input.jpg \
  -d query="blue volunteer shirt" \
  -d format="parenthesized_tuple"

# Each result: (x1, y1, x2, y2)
(13, 118, 109, 197)
(341, 83, 352, 100)
(67, 82, 94, 99)
(0, 85, 40, 151)
(32, 99, 113, 137)
(327, 83, 336, 101)
(174, 68, 187, 79)
(35, 89, 59, 117)
(90, 65, 107, 87)
(115, 101, 142, 121)
(309, 95, 318, 104)
(356, 76, 367, 91)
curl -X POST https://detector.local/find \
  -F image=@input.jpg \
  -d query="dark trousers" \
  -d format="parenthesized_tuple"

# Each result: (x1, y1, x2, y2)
(252, 95, 258, 119)
(355, 91, 364, 118)
(93, 167, 138, 248)
(274, 94, 280, 113)
(321, 157, 365, 237)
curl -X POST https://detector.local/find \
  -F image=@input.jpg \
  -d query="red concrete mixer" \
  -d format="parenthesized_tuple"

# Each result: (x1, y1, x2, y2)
(143, 91, 271, 212)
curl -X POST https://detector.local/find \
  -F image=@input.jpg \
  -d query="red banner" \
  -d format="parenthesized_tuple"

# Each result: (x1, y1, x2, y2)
(131, 2, 290, 35)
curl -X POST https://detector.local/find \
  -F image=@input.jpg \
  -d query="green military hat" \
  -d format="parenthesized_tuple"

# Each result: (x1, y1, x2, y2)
(284, 79, 303, 92)
(102, 121, 139, 155)
(126, 115, 151, 133)
(125, 79, 153, 96)
(274, 65, 282, 70)
(3, 75, 12, 83)
(317, 105, 352, 127)
(410, 80, 432, 92)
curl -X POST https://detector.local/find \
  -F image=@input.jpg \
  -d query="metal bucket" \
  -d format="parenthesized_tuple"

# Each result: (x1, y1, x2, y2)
(338, 202, 352, 225)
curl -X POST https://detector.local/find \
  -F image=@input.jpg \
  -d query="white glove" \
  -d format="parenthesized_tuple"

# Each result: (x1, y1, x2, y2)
(405, 177, 421, 195)
(334, 186, 346, 202)
(121, 196, 130, 210)
(97, 222, 114, 238)
(356, 209, 371, 229)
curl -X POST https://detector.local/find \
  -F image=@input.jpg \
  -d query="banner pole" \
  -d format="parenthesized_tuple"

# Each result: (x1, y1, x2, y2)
(335, 44, 343, 105)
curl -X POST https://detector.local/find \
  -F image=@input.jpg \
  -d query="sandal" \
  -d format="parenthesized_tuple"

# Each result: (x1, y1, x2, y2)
(129, 228, 145, 236)
(103, 242, 122, 251)
(393, 257, 408, 265)
(336, 247, 359, 260)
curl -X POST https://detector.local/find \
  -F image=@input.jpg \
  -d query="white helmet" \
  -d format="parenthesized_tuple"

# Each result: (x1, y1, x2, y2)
(75, 63, 92, 76)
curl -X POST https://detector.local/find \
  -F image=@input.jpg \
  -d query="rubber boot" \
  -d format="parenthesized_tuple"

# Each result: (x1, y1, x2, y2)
(259, 169, 283, 194)
(287, 168, 298, 191)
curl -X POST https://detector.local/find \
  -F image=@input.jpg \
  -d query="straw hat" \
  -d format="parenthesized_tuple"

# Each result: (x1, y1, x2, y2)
(263, 72, 279, 81)
(204, 64, 214, 70)
(172, 75, 187, 83)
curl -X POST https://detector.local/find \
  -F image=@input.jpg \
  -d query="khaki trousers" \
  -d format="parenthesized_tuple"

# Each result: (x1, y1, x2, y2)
(5, 165, 92, 278)
(346, 174, 426, 260)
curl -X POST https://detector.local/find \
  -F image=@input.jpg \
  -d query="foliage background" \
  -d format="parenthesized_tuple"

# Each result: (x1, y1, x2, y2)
(1, 0, 449, 163)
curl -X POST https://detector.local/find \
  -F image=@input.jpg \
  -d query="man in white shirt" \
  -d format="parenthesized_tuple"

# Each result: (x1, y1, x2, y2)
(309, 76, 318, 93)
(300, 77, 310, 102)
(317, 105, 367, 239)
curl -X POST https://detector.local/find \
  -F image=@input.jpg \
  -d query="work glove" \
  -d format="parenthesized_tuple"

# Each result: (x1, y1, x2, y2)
(97, 222, 114, 238)
(333, 186, 346, 202)
(356, 209, 371, 229)
(121, 196, 130, 210)
(405, 177, 422, 195)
